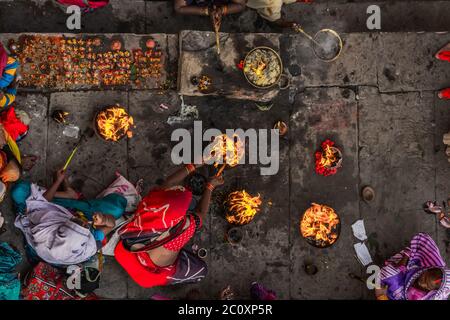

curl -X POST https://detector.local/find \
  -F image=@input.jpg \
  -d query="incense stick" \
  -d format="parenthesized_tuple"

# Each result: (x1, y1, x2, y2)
(215, 163, 226, 177)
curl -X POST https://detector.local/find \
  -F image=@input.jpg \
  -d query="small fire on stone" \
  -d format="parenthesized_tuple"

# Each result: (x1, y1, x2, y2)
(95, 105, 134, 142)
(315, 139, 342, 176)
(300, 203, 340, 248)
(224, 190, 262, 225)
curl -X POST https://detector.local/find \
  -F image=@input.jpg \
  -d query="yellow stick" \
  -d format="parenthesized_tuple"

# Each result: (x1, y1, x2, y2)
(63, 146, 78, 170)
(215, 163, 226, 177)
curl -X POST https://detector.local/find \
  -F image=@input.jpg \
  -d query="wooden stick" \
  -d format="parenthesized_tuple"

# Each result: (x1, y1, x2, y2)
(215, 163, 226, 177)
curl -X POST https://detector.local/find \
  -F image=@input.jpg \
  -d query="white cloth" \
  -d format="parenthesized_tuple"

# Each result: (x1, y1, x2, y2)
(14, 184, 97, 265)
(246, 0, 296, 22)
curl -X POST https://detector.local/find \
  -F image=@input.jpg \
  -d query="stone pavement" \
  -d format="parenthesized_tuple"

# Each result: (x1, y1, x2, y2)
(0, 0, 449, 300)
(0, 28, 448, 299)
(1, 0, 450, 34)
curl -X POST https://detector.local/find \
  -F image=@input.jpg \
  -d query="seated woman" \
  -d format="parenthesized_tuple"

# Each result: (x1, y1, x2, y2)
(0, 44, 18, 90)
(174, 0, 245, 17)
(0, 123, 21, 186)
(376, 233, 450, 300)
(115, 163, 223, 288)
(246, 0, 310, 28)
(12, 169, 127, 265)
(436, 43, 450, 100)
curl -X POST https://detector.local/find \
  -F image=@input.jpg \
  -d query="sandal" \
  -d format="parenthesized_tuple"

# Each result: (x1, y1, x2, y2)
(435, 43, 450, 62)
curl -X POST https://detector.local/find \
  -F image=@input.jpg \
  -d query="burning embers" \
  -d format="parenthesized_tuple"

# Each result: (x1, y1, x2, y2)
(315, 139, 342, 176)
(95, 105, 134, 142)
(300, 203, 340, 248)
(224, 190, 262, 225)
(204, 134, 244, 176)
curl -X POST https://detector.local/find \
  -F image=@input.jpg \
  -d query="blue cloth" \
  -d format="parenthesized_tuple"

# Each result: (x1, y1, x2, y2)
(0, 242, 22, 300)
(52, 193, 127, 220)
(11, 181, 127, 219)
(0, 58, 18, 89)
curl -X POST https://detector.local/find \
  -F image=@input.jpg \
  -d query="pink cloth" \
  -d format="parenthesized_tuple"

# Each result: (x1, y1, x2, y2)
(0, 44, 8, 75)
(56, 0, 109, 9)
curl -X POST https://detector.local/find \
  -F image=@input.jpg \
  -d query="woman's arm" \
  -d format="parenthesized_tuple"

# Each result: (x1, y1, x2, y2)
(160, 164, 202, 189)
(222, 0, 245, 15)
(195, 175, 224, 221)
(43, 169, 65, 202)
(174, 0, 210, 16)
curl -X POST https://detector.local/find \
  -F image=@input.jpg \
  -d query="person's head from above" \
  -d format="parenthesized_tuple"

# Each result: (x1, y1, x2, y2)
(416, 268, 443, 291)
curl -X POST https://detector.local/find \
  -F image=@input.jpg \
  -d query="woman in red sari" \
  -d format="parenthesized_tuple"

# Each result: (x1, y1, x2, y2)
(115, 164, 223, 288)
(436, 43, 450, 100)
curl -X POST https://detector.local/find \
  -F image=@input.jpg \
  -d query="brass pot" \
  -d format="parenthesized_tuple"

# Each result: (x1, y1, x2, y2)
(243, 46, 290, 90)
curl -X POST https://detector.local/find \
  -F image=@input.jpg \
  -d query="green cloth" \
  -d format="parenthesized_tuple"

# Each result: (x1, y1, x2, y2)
(0, 242, 22, 300)
(11, 180, 127, 220)
(52, 193, 127, 220)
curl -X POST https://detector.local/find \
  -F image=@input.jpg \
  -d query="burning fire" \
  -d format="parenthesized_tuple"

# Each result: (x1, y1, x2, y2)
(315, 139, 341, 176)
(300, 203, 340, 247)
(204, 134, 244, 174)
(96, 105, 134, 142)
(225, 190, 262, 225)
(252, 59, 267, 77)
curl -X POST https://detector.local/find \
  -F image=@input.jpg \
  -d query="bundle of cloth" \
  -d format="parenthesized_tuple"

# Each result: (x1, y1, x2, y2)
(14, 184, 98, 265)
(12, 172, 135, 266)
(379, 233, 450, 300)
(0, 242, 22, 300)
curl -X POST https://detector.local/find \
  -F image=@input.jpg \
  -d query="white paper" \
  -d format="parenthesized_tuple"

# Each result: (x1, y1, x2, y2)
(352, 219, 368, 241)
(354, 243, 373, 266)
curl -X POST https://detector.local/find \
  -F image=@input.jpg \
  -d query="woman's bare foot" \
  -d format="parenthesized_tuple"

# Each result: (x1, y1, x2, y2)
(21, 155, 38, 171)
(435, 43, 450, 60)
(423, 201, 442, 215)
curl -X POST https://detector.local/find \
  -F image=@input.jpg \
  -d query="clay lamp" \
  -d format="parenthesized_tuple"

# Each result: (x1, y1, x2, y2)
(273, 121, 288, 136)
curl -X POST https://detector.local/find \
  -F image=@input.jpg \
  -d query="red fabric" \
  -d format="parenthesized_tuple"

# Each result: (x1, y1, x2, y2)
(22, 262, 98, 300)
(115, 187, 193, 287)
(56, 0, 109, 8)
(115, 241, 176, 288)
(163, 215, 199, 251)
(440, 88, 450, 100)
(120, 187, 192, 236)
(437, 51, 450, 63)
(0, 107, 28, 141)
(0, 44, 7, 76)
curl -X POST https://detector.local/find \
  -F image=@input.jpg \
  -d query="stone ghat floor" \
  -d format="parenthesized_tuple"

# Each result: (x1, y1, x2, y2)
(1, 0, 450, 34)
(0, 30, 450, 299)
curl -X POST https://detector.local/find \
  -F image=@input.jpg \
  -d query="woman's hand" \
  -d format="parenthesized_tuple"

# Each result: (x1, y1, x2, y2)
(55, 169, 66, 183)
(208, 175, 224, 188)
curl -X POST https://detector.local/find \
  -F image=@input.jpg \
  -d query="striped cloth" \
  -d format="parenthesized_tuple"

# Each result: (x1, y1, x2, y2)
(0, 57, 18, 89)
(0, 87, 16, 109)
(379, 233, 450, 300)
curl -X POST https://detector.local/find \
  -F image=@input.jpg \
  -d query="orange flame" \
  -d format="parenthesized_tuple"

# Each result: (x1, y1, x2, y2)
(225, 190, 262, 225)
(300, 203, 340, 246)
(204, 134, 244, 170)
(252, 59, 267, 77)
(320, 145, 337, 168)
(96, 106, 134, 142)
